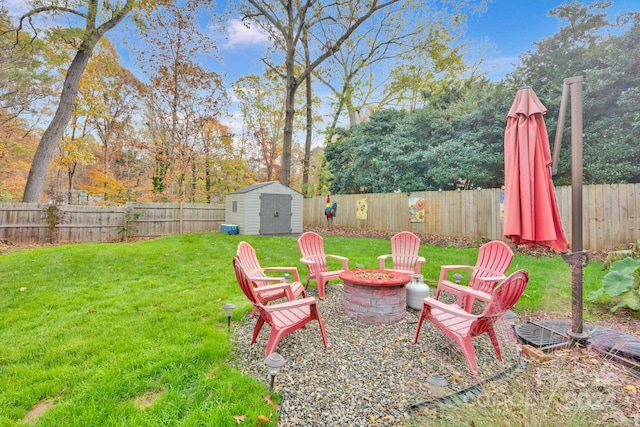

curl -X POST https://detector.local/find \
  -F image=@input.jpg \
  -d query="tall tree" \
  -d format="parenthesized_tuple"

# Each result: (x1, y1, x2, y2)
(137, 1, 227, 199)
(15, 0, 146, 203)
(233, 70, 307, 182)
(238, 0, 405, 187)
(81, 38, 143, 175)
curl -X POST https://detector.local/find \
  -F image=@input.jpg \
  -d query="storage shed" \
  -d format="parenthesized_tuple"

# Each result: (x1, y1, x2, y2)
(224, 182, 303, 235)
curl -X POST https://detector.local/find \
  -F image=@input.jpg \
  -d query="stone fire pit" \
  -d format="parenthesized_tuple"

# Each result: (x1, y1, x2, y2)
(339, 269, 411, 324)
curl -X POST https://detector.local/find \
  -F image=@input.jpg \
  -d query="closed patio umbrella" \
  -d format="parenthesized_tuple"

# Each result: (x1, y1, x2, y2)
(503, 87, 569, 252)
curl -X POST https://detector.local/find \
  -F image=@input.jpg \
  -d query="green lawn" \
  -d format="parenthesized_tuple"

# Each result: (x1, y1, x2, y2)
(0, 232, 613, 426)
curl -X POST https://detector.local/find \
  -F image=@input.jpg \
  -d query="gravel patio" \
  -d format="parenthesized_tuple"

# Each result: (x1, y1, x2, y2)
(230, 283, 524, 426)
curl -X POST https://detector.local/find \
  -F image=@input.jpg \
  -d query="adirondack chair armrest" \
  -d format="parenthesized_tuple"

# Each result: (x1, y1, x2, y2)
(247, 275, 285, 284)
(377, 254, 392, 269)
(416, 256, 426, 264)
(299, 258, 321, 274)
(326, 254, 349, 269)
(299, 258, 316, 266)
(436, 280, 492, 303)
(440, 265, 473, 273)
(263, 266, 301, 282)
(423, 297, 478, 320)
(262, 297, 317, 312)
(438, 264, 473, 284)
(254, 283, 296, 300)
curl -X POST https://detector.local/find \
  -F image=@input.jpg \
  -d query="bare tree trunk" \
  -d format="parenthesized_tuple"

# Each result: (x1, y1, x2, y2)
(205, 156, 212, 204)
(281, 29, 297, 186)
(302, 74, 312, 193)
(20, 0, 135, 202)
(302, 28, 313, 195)
(22, 49, 93, 202)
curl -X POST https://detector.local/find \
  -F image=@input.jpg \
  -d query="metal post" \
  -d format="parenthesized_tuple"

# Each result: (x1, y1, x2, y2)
(553, 76, 589, 342)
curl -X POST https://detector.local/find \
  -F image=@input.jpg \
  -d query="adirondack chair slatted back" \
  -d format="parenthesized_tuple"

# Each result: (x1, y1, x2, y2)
(237, 241, 263, 275)
(234, 243, 306, 318)
(475, 269, 529, 327)
(298, 232, 328, 271)
(471, 240, 514, 294)
(237, 241, 273, 287)
(297, 231, 349, 299)
(378, 231, 425, 274)
(233, 257, 260, 306)
(390, 231, 421, 272)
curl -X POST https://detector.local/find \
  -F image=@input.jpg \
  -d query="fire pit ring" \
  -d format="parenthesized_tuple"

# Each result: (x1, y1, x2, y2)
(340, 269, 411, 324)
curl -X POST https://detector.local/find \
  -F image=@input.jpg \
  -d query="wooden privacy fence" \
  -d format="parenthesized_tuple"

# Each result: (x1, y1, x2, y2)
(2, 183, 638, 250)
(0, 202, 225, 245)
(303, 184, 640, 252)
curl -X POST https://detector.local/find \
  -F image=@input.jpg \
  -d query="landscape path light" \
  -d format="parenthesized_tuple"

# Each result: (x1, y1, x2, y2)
(453, 273, 463, 285)
(222, 303, 235, 333)
(264, 353, 286, 393)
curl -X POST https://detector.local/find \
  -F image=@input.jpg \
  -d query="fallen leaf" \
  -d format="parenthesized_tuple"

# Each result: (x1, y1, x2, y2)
(264, 395, 278, 410)
(625, 384, 637, 394)
(233, 415, 246, 424)
(370, 415, 376, 423)
(256, 414, 271, 425)
(19, 287, 27, 292)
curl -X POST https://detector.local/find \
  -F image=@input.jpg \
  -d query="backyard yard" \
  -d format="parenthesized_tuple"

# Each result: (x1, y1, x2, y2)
(0, 229, 638, 426)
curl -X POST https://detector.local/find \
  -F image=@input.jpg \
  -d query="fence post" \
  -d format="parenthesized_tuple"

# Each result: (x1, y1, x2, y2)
(179, 202, 184, 234)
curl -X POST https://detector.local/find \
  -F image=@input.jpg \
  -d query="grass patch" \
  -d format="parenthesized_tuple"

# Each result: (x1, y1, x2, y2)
(0, 232, 622, 425)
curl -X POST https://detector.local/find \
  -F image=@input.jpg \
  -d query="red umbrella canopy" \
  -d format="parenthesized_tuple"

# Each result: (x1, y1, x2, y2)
(503, 87, 569, 252)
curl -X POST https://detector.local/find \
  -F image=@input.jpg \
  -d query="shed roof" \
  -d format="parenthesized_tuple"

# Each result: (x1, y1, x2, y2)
(228, 181, 302, 195)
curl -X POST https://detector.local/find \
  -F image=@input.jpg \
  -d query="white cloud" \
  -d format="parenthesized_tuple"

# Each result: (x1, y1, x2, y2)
(226, 87, 241, 104)
(224, 18, 269, 48)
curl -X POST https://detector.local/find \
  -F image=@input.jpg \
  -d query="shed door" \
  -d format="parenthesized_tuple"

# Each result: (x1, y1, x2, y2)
(259, 193, 292, 234)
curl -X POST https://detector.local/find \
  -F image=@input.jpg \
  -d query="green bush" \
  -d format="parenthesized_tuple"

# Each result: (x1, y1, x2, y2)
(588, 240, 640, 312)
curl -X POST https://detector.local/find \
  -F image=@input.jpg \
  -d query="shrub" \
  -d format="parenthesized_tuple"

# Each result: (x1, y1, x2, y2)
(588, 240, 640, 312)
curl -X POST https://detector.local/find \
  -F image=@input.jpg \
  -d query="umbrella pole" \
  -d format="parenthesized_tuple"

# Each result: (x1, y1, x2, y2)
(554, 76, 590, 343)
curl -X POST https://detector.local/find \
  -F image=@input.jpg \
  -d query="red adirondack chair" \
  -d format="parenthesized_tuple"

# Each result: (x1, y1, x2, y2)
(378, 231, 426, 274)
(236, 241, 306, 316)
(434, 240, 514, 313)
(413, 270, 529, 375)
(297, 231, 349, 299)
(233, 257, 330, 357)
